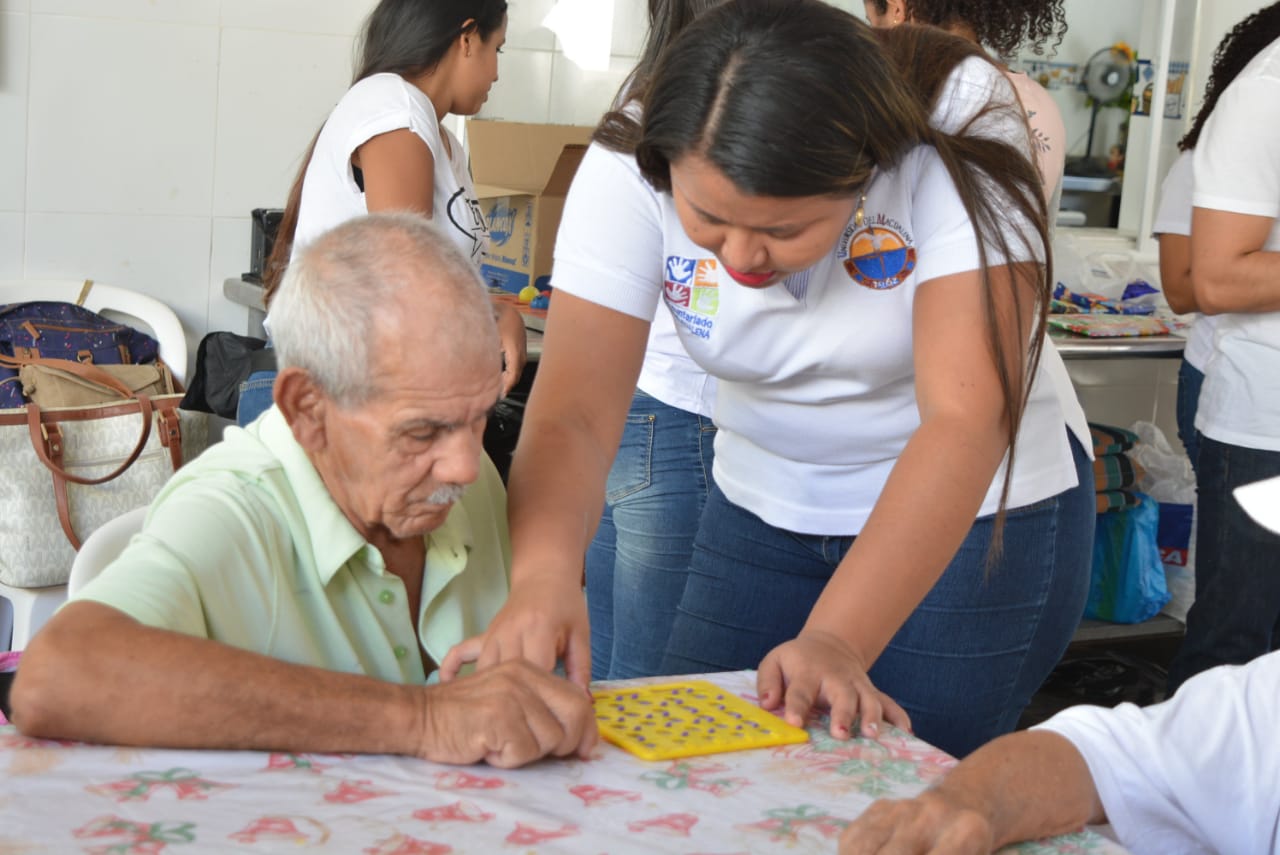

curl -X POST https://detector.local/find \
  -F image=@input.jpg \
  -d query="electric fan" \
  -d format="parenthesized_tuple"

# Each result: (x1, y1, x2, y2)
(1067, 46, 1134, 177)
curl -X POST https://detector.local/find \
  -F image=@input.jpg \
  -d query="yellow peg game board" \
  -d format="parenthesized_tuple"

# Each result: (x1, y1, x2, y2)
(592, 680, 809, 761)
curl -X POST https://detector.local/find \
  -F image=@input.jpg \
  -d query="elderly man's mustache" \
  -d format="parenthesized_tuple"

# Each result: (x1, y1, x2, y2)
(425, 483, 466, 505)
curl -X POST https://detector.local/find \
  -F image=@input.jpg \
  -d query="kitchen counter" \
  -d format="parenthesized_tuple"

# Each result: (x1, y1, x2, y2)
(1050, 329, 1185, 359)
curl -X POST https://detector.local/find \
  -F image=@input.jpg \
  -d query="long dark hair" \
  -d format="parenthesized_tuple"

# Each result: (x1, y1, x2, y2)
(629, 0, 1049, 547)
(866, 0, 1066, 58)
(264, 0, 508, 304)
(1179, 1, 1280, 152)
(618, 0, 726, 106)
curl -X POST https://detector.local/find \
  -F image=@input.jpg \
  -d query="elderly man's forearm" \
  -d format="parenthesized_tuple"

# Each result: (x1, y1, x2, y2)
(11, 603, 422, 757)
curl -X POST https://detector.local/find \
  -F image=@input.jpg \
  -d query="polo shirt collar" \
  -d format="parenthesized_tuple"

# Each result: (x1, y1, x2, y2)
(255, 407, 370, 584)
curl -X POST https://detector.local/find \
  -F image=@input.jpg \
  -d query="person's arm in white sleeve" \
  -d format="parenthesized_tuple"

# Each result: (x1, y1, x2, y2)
(1190, 76, 1280, 315)
(1036, 653, 1280, 855)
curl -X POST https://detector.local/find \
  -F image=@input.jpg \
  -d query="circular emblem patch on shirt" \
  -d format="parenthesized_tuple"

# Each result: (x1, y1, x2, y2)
(838, 217, 916, 291)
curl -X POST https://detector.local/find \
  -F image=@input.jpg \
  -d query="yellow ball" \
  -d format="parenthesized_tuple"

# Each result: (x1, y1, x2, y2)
(518, 285, 539, 304)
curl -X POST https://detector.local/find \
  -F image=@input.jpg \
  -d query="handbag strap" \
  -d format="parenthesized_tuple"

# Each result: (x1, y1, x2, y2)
(40, 422, 82, 549)
(0, 352, 138, 400)
(38, 398, 186, 553)
(26, 395, 156, 486)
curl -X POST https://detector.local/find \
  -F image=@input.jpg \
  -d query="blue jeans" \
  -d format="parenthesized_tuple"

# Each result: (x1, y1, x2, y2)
(237, 368, 277, 427)
(1166, 435, 1280, 694)
(661, 431, 1094, 758)
(586, 391, 717, 680)
(1176, 358, 1204, 474)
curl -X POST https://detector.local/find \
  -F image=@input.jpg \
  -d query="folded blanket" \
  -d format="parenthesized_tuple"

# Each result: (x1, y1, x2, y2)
(1094, 453, 1144, 491)
(1089, 423, 1139, 457)
(1096, 489, 1141, 514)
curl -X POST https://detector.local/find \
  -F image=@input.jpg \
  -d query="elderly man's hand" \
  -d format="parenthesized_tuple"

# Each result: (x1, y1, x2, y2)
(439, 575, 591, 687)
(838, 790, 995, 855)
(418, 659, 597, 768)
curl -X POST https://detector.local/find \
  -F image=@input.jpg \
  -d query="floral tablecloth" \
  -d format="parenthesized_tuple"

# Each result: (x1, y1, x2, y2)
(0, 671, 1127, 854)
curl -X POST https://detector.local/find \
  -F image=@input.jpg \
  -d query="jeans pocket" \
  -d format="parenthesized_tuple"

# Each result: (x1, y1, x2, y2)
(605, 413, 654, 503)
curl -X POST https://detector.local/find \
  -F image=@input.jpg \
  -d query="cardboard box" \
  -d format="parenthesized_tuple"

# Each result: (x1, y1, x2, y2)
(468, 119, 594, 295)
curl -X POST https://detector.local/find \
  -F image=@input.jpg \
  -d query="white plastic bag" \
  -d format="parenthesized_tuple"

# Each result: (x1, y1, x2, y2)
(1053, 233, 1150, 301)
(1130, 421, 1196, 621)
(1131, 421, 1195, 504)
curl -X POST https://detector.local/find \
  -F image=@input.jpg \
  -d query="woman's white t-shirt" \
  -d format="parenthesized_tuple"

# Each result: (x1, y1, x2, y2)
(292, 73, 489, 268)
(1192, 38, 1280, 452)
(553, 58, 1086, 535)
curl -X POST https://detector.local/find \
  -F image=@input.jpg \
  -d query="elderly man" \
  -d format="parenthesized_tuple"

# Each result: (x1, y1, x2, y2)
(10, 213, 596, 769)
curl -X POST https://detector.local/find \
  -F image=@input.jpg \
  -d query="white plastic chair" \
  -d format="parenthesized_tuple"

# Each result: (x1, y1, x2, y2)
(0, 280, 187, 651)
(67, 507, 149, 597)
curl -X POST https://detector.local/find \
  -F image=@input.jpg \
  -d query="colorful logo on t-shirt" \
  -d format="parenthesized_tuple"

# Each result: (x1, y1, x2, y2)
(838, 214, 916, 290)
(664, 255, 718, 339)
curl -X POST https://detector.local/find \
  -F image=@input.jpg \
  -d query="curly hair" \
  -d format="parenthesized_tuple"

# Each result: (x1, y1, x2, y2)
(865, 0, 1066, 58)
(1179, 1, 1280, 151)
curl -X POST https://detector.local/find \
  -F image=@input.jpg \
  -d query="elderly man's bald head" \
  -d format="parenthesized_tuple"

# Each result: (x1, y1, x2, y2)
(268, 213, 499, 407)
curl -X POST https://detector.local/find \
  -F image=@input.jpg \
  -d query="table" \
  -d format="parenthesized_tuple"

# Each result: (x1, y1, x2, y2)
(0, 671, 1126, 854)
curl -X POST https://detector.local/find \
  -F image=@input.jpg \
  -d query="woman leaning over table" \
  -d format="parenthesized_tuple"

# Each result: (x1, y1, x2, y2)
(444, 0, 1094, 758)
(238, 0, 524, 425)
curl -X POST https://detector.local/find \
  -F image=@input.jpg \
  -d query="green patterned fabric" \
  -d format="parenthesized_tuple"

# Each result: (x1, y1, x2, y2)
(1095, 489, 1141, 514)
(1093, 453, 1143, 491)
(1089, 423, 1140, 457)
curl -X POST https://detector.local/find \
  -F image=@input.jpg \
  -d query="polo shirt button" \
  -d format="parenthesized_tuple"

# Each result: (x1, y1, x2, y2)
(393, 644, 409, 659)
(379, 590, 395, 605)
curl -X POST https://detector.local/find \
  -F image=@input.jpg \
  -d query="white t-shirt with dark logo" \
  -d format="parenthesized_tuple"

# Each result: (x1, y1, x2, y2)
(293, 73, 488, 269)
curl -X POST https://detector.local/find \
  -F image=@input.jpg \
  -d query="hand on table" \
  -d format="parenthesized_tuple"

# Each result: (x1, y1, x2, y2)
(439, 576, 591, 687)
(757, 629, 911, 740)
(838, 790, 995, 855)
(418, 659, 597, 768)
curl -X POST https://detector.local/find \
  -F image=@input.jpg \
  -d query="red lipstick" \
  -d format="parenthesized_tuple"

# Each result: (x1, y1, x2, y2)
(723, 263, 775, 286)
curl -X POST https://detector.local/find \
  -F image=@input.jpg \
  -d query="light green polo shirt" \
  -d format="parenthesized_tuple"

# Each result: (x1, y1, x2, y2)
(74, 407, 511, 684)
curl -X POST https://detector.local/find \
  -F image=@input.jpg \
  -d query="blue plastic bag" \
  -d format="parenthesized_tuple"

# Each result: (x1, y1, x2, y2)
(1086, 492, 1171, 623)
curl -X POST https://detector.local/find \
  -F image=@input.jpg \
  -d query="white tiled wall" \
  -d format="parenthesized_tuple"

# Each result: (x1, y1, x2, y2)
(0, 0, 656, 366)
(0, 0, 1180, 443)
(1, 0, 377, 366)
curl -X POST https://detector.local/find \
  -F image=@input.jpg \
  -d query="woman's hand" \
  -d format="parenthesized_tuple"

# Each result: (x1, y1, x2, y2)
(494, 302, 528, 397)
(757, 629, 911, 740)
(438, 571, 592, 688)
